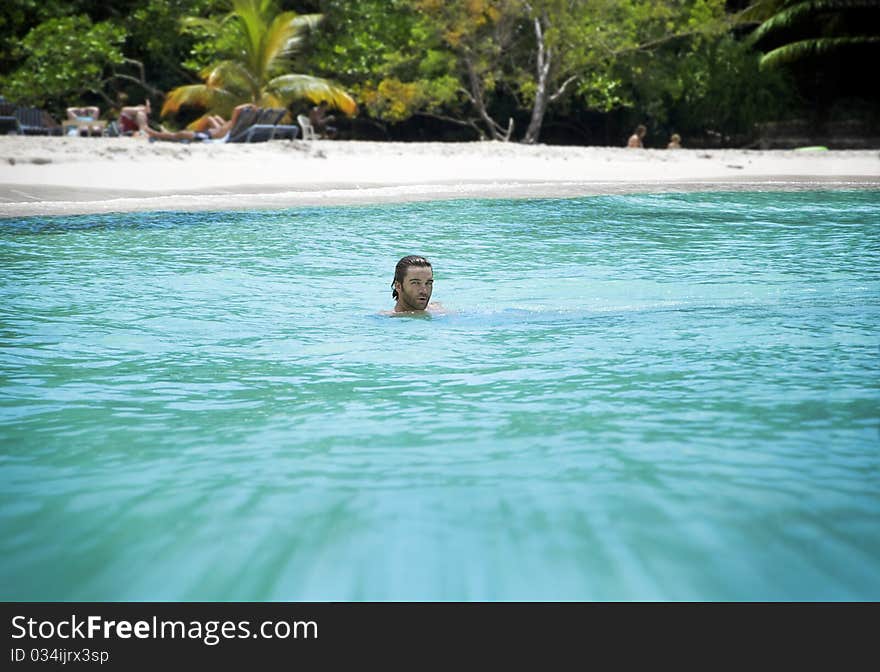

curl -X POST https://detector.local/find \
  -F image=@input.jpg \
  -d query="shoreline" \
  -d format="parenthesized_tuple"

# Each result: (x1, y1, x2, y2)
(1, 137, 878, 217)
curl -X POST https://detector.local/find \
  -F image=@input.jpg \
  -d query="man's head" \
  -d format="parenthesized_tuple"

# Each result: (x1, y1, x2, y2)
(392, 255, 433, 311)
(635, 124, 647, 138)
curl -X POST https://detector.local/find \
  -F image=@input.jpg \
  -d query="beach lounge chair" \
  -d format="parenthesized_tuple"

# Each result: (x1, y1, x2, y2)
(224, 106, 262, 143)
(255, 108, 299, 141)
(297, 114, 317, 141)
(147, 106, 298, 144)
(0, 98, 21, 135)
(0, 102, 21, 135)
(227, 108, 298, 142)
(15, 107, 62, 135)
(0, 117, 21, 135)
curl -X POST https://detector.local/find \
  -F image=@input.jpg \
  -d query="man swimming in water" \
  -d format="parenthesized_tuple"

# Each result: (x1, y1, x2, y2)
(390, 255, 441, 314)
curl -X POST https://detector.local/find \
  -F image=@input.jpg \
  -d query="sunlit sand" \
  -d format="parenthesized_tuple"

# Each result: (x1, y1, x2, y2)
(1, 136, 877, 217)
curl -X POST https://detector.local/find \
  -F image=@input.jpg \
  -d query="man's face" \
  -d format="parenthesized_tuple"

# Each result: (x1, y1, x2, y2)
(395, 266, 433, 311)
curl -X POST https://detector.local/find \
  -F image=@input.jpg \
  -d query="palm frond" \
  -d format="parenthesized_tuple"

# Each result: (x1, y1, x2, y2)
(232, 0, 269, 75)
(261, 12, 302, 75)
(268, 74, 358, 115)
(751, 0, 880, 43)
(162, 84, 243, 118)
(259, 12, 324, 73)
(168, 2, 355, 119)
(740, 0, 797, 22)
(258, 92, 285, 109)
(760, 35, 880, 67)
(291, 13, 324, 34)
(202, 60, 258, 95)
(163, 84, 221, 115)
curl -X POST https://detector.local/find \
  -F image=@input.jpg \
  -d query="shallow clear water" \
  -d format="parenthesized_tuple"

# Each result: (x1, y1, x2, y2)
(1, 190, 878, 601)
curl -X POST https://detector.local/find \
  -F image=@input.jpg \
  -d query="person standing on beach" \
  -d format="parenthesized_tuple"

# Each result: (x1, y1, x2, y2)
(667, 133, 682, 149)
(627, 124, 647, 148)
(389, 255, 440, 314)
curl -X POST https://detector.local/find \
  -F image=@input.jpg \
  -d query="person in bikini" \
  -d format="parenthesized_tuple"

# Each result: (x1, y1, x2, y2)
(65, 106, 102, 136)
(145, 104, 256, 142)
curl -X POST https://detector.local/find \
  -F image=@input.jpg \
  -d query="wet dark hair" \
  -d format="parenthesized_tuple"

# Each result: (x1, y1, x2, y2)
(392, 255, 432, 299)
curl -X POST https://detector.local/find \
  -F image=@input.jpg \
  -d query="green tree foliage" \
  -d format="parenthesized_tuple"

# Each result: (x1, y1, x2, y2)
(309, 0, 733, 142)
(1, 0, 861, 141)
(619, 34, 798, 142)
(308, 0, 462, 127)
(516, 0, 739, 143)
(123, 0, 221, 95)
(1, 15, 126, 109)
(163, 0, 356, 122)
(0, 1, 71, 75)
(0, 0, 216, 114)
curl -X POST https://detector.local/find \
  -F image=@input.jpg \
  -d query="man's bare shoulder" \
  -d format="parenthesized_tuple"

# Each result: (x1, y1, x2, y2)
(380, 302, 448, 317)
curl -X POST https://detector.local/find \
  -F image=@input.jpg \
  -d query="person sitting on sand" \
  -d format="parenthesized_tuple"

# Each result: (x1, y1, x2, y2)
(667, 133, 682, 149)
(66, 106, 102, 136)
(118, 99, 152, 136)
(145, 104, 256, 142)
(388, 255, 443, 315)
(308, 101, 338, 139)
(627, 124, 647, 148)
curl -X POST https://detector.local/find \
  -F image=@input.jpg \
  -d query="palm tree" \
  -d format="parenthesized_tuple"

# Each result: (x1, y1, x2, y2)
(162, 0, 356, 122)
(745, 0, 880, 69)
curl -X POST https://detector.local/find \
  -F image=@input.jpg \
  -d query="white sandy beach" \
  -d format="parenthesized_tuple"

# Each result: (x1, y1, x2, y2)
(0, 135, 877, 217)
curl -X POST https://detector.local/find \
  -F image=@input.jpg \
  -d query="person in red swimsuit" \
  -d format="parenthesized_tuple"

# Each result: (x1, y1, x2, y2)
(118, 99, 151, 136)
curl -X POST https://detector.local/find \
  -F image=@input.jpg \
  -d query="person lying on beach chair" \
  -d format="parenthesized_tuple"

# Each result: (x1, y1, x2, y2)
(118, 99, 152, 136)
(145, 104, 257, 142)
(66, 106, 103, 136)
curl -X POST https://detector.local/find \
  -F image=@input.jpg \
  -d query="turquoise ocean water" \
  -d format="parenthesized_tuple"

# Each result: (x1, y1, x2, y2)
(1, 190, 878, 600)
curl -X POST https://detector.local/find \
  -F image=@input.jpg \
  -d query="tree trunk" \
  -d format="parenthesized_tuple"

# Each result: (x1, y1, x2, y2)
(522, 13, 578, 144)
(523, 78, 549, 144)
(464, 54, 514, 141)
(522, 16, 551, 144)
